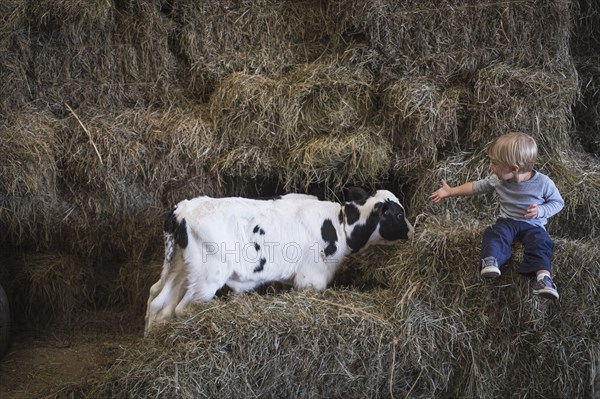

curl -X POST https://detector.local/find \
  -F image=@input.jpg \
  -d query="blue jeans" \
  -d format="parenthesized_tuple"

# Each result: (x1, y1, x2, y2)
(480, 218, 554, 276)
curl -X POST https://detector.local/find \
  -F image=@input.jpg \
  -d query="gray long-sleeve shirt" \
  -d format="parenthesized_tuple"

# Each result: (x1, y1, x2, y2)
(472, 170, 564, 228)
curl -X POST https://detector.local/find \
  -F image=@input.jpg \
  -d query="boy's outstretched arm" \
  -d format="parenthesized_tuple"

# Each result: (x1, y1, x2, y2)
(430, 179, 474, 203)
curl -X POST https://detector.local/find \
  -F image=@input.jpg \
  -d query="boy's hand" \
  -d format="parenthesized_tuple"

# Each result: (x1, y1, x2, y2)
(430, 179, 452, 203)
(525, 204, 538, 219)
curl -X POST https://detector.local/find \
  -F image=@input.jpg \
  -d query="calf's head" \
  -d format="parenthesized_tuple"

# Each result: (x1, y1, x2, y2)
(342, 188, 413, 252)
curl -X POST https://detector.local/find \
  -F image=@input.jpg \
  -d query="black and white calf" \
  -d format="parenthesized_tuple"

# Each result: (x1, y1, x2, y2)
(145, 189, 413, 333)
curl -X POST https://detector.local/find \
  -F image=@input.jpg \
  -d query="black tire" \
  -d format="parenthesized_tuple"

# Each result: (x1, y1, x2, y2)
(0, 283, 9, 359)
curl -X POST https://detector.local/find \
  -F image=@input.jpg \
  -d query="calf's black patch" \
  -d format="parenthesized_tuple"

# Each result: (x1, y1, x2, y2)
(164, 208, 188, 249)
(254, 257, 267, 273)
(343, 203, 360, 225)
(253, 225, 266, 235)
(320, 219, 338, 256)
(346, 203, 381, 252)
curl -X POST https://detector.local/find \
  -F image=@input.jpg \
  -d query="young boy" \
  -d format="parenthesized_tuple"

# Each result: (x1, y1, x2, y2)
(430, 132, 564, 299)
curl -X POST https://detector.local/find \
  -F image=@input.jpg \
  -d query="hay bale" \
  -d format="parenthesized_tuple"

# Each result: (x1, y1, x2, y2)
(383, 78, 473, 173)
(172, 0, 332, 99)
(354, 216, 600, 398)
(210, 59, 383, 193)
(330, 0, 572, 77)
(1, 106, 223, 260)
(210, 73, 291, 148)
(211, 60, 377, 149)
(213, 145, 281, 182)
(543, 153, 600, 239)
(74, 216, 600, 398)
(571, 0, 600, 56)
(17, 253, 94, 324)
(284, 60, 377, 135)
(23, 0, 183, 111)
(0, 1, 29, 115)
(471, 63, 578, 154)
(283, 128, 392, 194)
(409, 150, 495, 219)
(0, 0, 25, 29)
(0, 109, 62, 248)
(59, 106, 218, 207)
(88, 290, 400, 398)
(55, 106, 222, 258)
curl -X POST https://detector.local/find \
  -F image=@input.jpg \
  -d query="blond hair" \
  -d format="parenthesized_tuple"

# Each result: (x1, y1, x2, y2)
(487, 132, 537, 171)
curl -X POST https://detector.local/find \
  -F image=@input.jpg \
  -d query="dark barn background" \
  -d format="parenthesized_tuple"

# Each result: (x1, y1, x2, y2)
(0, 0, 599, 397)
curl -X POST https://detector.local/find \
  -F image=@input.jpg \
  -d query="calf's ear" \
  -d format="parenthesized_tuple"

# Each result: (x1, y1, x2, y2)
(345, 187, 368, 202)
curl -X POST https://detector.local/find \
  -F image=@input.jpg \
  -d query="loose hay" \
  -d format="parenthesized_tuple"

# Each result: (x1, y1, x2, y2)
(330, 0, 572, 77)
(0, 109, 62, 248)
(66, 216, 600, 398)
(352, 216, 600, 398)
(87, 290, 400, 399)
(175, 0, 332, 98)
(284, 128, 392, 194)
(472, 63, 578, 154)
(19, 253, 95, 324)
(384, 78, 473, 173)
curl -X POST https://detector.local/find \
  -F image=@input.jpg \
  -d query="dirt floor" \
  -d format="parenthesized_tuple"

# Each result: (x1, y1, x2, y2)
(0, 310, 143, 399)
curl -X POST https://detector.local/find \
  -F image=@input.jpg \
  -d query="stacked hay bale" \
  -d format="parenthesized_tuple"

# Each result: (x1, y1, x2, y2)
(77, 219, 600, 398)
(1, 0, 600, 397)
(210, 56, 389, 194)
(332, 0, 572, 76)
(170, 0, 333, 99)
(22, 0, 182, 112)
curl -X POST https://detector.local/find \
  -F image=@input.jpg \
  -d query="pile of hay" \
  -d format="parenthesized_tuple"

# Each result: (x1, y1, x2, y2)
(331, 0, 572, 77)
(0, 105, 221, 259)
(63, 216, 600, 398)
(172, 0, 333, 99)
(210, 58, 389, 194)
(471, 64, 578, 154)
(22, 0, 183, 112)
(383, 78, 473, 173)
(0, 110, 62, 247)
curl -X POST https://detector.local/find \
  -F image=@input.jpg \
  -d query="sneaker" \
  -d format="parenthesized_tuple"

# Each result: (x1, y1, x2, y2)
(532, 276, 559, 300)
(480, 257, 501, 278)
